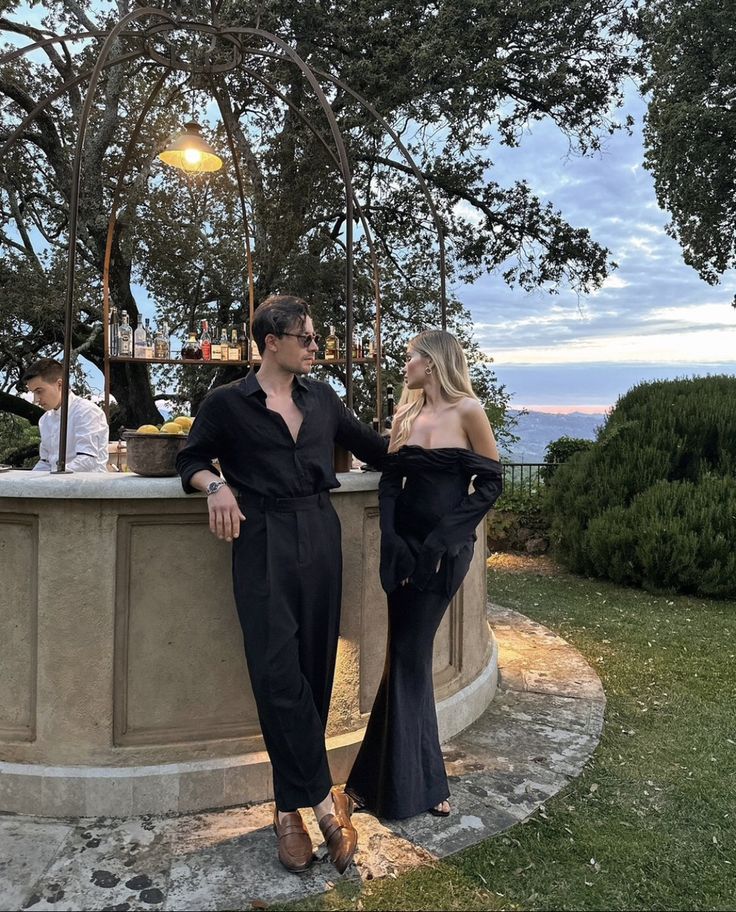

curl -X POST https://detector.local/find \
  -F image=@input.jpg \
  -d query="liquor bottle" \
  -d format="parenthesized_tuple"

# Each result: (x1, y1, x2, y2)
(250, 338, 261, 362)
(154, 325, 167, 359)
(238, 323, 248, 361)
(163, 321, 171, 359)
(367, 335, 376, 358)
(134, 318, 146, 358)
(229, 328, 240, 361)
(200, 319, 212, 360)
(181, 330, 202, 360)
(325, 326, 338, 361)
(219, 327, 229, 361)
(119, 311, 133, 357)
(109, 304, 120, 357)
(351, 332, 360, 360)
(211, 326, 222, 361)
(385, 384, 395, 430)
(144, 318, 154, 359)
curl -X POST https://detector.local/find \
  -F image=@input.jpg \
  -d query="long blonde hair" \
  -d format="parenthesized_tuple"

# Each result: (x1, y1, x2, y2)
(391, 329, 477, 451)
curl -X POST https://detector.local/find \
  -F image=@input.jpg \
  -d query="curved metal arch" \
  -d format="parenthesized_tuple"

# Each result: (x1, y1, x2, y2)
(245, 47, 449, 328)
(0, 30, 106, 67)
(56, 6, 177, 471)
(143, 20, 243, 73)
(215, 26, 359, 405)
(314, 67, 448, 330)
(1, 9, 451, 464)
(102, 68, 182, 418)
(229, 65, 385, 416)
(209, 81, 257, 370)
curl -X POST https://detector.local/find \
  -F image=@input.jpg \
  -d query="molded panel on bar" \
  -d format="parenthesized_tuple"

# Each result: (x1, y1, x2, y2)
(0, 515, 38, 744)
(114, 515, 258, 746)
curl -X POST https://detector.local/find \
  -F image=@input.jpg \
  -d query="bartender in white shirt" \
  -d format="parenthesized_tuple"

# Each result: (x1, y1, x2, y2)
(22, 359, 110, 473)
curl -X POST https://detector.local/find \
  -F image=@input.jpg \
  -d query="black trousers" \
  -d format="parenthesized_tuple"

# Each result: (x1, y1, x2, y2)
(231, 491, 342, 811)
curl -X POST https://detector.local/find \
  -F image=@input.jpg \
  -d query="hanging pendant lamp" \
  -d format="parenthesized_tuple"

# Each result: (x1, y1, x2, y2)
(158, 121, 223, 173)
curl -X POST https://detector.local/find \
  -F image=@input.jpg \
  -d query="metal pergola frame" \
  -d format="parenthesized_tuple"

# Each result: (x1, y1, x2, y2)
(0, 5, 448, 472)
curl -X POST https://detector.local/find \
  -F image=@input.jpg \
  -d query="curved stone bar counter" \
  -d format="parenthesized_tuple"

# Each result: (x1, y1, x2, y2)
(0, 470, 497, 817)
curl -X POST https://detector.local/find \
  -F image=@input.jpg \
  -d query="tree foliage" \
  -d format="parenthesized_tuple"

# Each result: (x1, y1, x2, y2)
(1, 0, 641, 429)
(640, 0, 736, 287)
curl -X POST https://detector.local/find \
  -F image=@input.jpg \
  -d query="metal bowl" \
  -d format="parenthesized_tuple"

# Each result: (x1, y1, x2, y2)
(123, 431, 188, 477)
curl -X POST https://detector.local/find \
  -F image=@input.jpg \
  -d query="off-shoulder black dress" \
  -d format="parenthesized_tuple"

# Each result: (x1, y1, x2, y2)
(345, 446, 503, 820)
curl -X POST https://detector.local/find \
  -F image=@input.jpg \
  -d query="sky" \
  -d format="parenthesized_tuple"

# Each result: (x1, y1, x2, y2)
(4, 7, 735, 412)
(460, 90, 736, 410)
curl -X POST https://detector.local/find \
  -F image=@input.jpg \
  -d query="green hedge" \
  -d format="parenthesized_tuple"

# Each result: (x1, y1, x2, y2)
(547, 376, 736, 596)
(542, 435, 595, 482)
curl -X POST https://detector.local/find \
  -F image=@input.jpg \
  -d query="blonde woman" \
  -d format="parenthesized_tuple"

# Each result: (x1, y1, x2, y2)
(346, 329, 503, 820)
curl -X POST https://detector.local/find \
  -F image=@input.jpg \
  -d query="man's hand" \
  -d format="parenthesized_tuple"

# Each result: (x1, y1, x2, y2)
(208, 485, 246, 541)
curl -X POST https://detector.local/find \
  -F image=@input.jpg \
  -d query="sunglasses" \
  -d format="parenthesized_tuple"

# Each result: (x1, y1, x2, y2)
(281, 332, 322, 348)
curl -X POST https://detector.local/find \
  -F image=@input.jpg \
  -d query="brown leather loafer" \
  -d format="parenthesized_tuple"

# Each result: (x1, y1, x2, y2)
(273, 807, 314, 873)
(318, 788, 357, 874)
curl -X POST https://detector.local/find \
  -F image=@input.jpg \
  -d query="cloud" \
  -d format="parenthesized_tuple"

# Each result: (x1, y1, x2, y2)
(457, 90, 736, 380)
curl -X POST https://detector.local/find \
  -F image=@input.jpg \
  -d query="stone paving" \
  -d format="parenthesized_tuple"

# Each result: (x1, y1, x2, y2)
(0, 604, 605, 911)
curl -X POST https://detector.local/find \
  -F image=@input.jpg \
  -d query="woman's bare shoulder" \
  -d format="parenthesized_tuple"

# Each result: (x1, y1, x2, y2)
(456, 396, 484, 415)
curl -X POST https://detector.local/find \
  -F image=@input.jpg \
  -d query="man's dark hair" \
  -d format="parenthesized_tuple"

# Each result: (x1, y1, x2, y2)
(252, 295, 310, 354)
(21, 358, 64, 385)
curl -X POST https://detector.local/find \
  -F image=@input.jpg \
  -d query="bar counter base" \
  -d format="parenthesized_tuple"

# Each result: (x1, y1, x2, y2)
(0, 471, 497, 817)
(0, 633, 496, 818)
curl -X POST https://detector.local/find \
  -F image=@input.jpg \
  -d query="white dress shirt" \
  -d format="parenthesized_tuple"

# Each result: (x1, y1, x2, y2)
(33, 391, 110, 473)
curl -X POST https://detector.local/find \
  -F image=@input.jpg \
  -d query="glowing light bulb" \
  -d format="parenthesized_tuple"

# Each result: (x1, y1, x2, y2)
(158, 122, 223, 173)
(183, 147, 203, 167)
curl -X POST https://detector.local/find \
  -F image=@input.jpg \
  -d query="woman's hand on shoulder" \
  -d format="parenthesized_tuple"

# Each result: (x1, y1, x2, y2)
(459, 398, 500, 460)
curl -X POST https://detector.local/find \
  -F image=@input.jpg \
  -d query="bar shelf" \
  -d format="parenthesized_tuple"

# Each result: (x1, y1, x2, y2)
(107, 355, 379, 366)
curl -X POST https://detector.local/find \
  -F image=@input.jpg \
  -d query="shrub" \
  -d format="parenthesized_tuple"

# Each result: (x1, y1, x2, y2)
(542, 435, 595, 482)
(488, 480, 551, 553)
(0, 414, 40, 468)
(547, 376, 736, 597)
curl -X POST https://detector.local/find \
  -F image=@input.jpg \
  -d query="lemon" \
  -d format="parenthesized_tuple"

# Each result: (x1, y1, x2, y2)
(160, 421, 184, 435)
(137, 424, 159, 434)
(173, 416, 194, 429)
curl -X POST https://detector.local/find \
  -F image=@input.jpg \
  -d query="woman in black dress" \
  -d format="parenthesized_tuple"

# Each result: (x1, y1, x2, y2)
(346, 330, 503, 820)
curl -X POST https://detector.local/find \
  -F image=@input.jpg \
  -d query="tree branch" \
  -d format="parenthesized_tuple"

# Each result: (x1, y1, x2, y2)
(0, 390, 43, 424)
(0, 77, 71, 193)
(62, 0, 100, 33)
(0, 182, 44, 272)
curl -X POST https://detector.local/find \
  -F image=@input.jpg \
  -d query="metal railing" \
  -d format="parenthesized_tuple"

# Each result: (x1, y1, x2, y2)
(501, 462, 560, 498)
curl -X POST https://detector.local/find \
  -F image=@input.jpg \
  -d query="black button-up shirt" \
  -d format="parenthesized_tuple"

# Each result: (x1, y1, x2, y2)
(176, 369, 388, 498)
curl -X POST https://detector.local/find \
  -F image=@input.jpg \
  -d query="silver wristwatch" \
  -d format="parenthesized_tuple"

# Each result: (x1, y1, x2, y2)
(206, 480, 228, 496)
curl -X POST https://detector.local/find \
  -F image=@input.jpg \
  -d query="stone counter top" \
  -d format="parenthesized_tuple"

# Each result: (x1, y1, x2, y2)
(0, 469, 380, 499)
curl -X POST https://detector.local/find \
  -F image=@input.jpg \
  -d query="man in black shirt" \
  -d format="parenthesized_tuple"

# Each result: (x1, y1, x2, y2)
(176, 295, 387, 875)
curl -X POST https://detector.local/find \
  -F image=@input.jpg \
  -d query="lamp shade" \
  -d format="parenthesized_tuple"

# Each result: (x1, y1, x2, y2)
(158, 121, 223, 173)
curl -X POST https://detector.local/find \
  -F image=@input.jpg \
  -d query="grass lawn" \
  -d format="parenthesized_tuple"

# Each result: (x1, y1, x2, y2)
(275, 555, 736, 911)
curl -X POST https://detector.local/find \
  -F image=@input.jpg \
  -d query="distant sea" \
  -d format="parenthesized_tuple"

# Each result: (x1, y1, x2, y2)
(501, 409, 605, 463)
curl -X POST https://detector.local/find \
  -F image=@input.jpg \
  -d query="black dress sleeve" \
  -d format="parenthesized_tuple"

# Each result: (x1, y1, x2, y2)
(175, 391, 228, 493)
(378, 456, 416, 594)
(410, 453, 504, 590)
